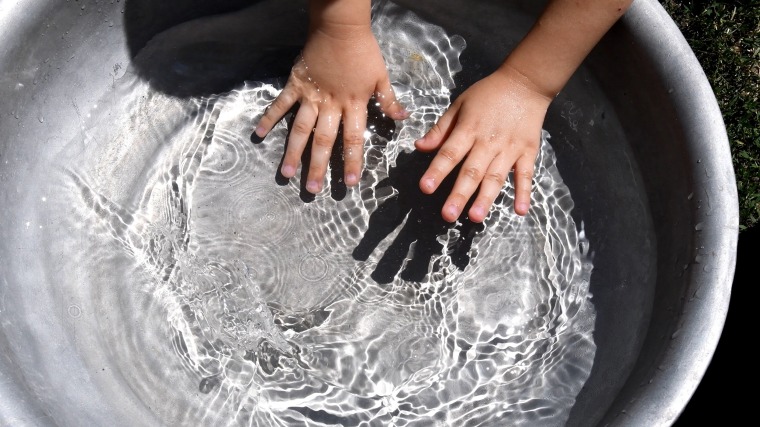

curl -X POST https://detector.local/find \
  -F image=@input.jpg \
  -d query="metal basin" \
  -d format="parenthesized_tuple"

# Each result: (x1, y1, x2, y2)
(0, 0, 738, 425)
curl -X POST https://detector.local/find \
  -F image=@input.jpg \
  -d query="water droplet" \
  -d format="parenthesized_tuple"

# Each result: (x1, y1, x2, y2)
(68, 304, 82, 318)
(38, 115, 44, 123)
(694, 222, 704, 231)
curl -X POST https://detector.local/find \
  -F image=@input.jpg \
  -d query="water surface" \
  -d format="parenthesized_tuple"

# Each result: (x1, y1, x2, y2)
(7, 2, 597, 426)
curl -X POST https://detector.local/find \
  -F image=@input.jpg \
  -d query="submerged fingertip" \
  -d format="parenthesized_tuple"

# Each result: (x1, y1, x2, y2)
(306, 180, 321, 194)
(515, 202, 530, 216)
(470, 205, 486, 221)
(281, 164, 296, 177)
(420, 177, 436, 193)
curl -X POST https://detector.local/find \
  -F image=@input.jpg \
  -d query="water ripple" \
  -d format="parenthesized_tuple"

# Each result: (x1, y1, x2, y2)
(18, 1, 598, 426)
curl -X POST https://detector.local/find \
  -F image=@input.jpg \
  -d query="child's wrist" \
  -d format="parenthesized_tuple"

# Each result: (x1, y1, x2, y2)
(494, 62, 556, 104)
(309, 0, 372, 40)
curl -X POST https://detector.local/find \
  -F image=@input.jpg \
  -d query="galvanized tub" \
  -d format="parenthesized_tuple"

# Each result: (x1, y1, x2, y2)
(0, 0, 738, 425)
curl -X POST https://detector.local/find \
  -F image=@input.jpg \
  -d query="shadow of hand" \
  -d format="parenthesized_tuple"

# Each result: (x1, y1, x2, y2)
(352, 150, 484, 284)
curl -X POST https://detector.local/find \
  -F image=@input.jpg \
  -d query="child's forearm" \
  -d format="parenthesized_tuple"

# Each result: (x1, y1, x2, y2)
(309, 0, 372, 39)
(498, 0, 633, 99)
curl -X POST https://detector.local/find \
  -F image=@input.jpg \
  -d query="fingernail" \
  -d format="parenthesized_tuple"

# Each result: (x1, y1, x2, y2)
(422, 177, 435, 191)
(470, 205, 486, 219)
(281, 164, 295, 177)
(345, 173, 358, 186)
(306, 180, 320, 193)
(396, 108, 410, 119)
(255, 126, 266, 137)
(445, 204, 459, 219)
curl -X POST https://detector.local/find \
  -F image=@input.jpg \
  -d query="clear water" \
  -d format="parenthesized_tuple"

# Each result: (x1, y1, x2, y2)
(8, 2, 596, 426)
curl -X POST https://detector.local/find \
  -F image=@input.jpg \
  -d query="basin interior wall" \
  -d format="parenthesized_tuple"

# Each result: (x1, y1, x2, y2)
(0, 0, 738, 426)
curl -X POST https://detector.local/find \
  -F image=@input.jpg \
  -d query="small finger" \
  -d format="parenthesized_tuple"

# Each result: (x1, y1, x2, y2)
(306, 109, 342, 193)
(513, 153, 536, 216)
(342, 106, 368, 186)
(281, 104, 318, 178)
(440, 144, 493, 222)
(375, 76, 409, 120)
(255, 85, 298, 137)
(467, 154, 511, 223)
(418, 126, 473, 195)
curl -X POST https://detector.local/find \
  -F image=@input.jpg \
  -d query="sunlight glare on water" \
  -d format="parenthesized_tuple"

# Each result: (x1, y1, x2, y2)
(20, 2, 597, 426)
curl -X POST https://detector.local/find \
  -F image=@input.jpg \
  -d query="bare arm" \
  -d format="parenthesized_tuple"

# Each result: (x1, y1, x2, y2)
(502, 0, 632, 98)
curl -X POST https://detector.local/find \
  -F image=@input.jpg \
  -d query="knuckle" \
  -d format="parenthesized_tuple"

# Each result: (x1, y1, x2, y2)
(342, 133, 364, 148)
(283, 152, 301, 164)
(270, 94, 292, 111)
(348, 102, 368, 117)
(437, 147, 460, 164)
(483, 171, 505, 185)
(426, 165, 447, 179)
(515, 168, 534, 181)
(291, 121, 313, 136)
(312, 133, 335, 148)
(256, 115, 272, 128)
(308, 164, 326, 178)
(516, 185, 532, 198)
(459, 123, 479, 135)
(380, 95, 397, 108)
(449, 192, 469, 205)
(462, 166, 484, 182)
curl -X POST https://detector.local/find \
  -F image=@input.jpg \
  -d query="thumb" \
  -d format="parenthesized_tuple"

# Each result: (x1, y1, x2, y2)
(375, 75, 409, 120)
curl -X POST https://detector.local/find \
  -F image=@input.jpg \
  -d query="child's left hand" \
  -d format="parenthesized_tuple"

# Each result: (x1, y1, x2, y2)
(254, 25, 407, 193)
(414, 66, 552, 223)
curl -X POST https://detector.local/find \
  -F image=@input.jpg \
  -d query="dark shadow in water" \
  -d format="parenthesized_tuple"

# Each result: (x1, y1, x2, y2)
(123, 0, 256, 58)
(265, 98, 405, 203)
(265, 107, 350, 203)
(352, 150, 484, 285)
(345, 50, 485, 284)
(122, 0, 485, 280)
(122, 0, 367, 203)
(123, 0, 308, 98)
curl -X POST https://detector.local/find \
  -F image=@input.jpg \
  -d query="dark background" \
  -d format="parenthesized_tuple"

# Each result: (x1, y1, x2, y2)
(673, 225, 751, 425)
(659, 0, 756, 424)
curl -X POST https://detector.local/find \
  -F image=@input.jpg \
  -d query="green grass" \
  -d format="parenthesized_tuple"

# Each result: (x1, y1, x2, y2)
(660, 0, 760, 231)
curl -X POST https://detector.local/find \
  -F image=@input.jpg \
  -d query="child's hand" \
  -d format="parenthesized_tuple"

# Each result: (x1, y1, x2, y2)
(414, 66, 552, 223)
(254, 26, 408, 193)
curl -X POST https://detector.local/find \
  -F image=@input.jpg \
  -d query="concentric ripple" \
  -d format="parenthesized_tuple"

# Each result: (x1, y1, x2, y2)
(12, 1, 598, 426)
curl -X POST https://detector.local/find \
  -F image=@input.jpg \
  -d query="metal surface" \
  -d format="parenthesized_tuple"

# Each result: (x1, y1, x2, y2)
(0, 0, 738, 426)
